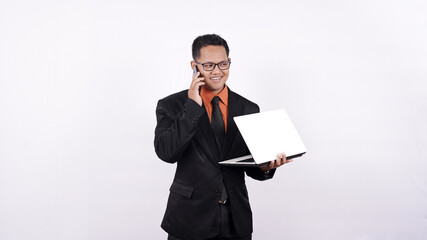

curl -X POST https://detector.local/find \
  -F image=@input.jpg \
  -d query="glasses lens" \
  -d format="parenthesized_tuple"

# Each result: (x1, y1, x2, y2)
(218, 61, 230, 70)
(203, 63, 214, 71)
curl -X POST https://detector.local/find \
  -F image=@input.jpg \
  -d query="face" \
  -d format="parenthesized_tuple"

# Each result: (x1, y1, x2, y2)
(191, 45, 230, 94)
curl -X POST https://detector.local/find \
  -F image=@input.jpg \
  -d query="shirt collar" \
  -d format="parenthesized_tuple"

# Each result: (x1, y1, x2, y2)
(200, 85, 229, 107)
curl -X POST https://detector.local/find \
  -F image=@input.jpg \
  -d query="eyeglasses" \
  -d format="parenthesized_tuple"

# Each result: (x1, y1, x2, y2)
(195, 60, 231, 71)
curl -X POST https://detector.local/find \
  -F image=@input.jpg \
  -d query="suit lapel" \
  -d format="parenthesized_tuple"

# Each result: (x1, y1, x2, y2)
(220, 90, 242, 160)
(195, 104, 220, 161)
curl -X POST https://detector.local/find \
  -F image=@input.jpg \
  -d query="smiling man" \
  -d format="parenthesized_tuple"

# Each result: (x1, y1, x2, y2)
(154, 34, 291, 240)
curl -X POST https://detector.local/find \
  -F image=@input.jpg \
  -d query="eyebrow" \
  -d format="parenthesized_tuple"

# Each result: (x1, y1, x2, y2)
(200, 60, 228, 64)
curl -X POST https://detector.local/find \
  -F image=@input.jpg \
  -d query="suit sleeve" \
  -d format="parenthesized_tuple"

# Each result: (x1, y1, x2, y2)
(245, 167, 276, 181)
(154, 98, 205, 163)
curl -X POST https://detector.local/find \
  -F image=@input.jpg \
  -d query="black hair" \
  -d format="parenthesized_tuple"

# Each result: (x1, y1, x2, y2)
(192, 34, 230, 60)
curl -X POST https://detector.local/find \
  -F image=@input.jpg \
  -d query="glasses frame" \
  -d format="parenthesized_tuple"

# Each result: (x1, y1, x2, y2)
(194, 60, 231, 71)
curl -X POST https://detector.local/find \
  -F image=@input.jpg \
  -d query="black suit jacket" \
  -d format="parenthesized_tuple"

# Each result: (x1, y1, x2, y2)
(154, 88, 275, 239)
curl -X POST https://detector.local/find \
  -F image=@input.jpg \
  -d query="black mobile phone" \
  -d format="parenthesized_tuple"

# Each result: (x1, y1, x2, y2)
(193, 66, 202, 92)
(193, 65, 199, 76)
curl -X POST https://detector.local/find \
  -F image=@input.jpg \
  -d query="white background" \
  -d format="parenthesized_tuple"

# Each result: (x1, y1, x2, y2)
(1, 0, 426, 239)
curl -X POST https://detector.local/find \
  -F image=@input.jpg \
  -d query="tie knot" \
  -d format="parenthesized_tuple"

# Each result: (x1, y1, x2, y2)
(212, 96, 220, 105)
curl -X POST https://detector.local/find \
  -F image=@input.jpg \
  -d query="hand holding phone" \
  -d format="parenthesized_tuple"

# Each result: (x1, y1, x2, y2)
(188, 66, 204, 106)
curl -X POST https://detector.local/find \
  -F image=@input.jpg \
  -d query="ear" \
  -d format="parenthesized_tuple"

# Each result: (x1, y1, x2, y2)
(228, 57, 231, 62)
(191, 61, 196, 70)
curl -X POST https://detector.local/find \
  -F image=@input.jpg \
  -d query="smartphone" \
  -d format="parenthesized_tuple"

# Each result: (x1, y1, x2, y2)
(193, 66, 202, 92)
(193, 65, 199, 76)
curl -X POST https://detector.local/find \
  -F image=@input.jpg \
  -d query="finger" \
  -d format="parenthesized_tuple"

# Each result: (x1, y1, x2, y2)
(191, 73, 203, 83)
(280, 154, 285, 165)
(276, 153, 281, 162)
(191, 72, 202, 83)
(272, 153, 280, 168)
(191, 76, 204, 83)
(281, 152, 287, 164)
(194, 81, 205, 89)
(190, 77, 204, 89)
(283, 152, 292, 164)
(277, 153, 285, 165)
(192, 71, 200, 79)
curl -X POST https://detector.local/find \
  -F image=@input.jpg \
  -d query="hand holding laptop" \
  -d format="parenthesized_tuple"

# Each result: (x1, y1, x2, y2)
(259, 152, 293, 172)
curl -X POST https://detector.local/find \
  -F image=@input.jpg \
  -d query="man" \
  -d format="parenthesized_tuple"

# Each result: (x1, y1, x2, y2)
(154, 34, 292, 240)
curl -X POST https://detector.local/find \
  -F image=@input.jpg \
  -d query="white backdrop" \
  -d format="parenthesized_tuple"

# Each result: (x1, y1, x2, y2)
(1, 0, 426, 239)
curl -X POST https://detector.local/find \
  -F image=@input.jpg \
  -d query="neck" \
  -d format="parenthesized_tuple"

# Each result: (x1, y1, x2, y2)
(205, 85, 225, 95)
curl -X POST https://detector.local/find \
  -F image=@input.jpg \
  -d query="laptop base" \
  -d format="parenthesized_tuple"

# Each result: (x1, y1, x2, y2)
(218, 153, 306, 167)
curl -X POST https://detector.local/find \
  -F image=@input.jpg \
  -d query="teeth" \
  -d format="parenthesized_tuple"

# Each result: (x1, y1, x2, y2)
(211, 77, 221, 80)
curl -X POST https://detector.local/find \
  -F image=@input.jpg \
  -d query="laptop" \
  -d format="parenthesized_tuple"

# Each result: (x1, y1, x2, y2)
(219, 109, 307, 167)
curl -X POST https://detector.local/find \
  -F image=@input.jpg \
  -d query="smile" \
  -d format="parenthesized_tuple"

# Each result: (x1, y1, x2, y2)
(211, 76, 222, 80)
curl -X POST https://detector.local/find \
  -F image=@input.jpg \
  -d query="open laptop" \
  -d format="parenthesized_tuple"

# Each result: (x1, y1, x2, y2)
(219, 109, 307, 167)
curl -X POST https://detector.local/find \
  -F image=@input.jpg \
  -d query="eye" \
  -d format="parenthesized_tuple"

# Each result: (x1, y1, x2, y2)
(204, 63, 214, 69)
(219, 61, 229, 67)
